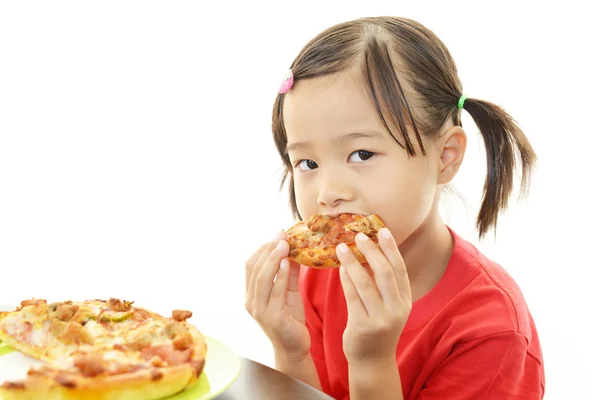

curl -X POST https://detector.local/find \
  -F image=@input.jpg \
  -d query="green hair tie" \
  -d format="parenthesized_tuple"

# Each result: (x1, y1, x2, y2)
(458, 94, 468, 109)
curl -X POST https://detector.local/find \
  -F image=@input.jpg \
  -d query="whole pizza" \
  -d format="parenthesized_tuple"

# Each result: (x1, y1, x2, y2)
(0, 298, 207, 400)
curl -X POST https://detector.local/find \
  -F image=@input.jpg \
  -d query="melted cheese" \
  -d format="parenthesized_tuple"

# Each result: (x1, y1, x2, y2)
(30, 320, 50, 347)
(0, 314, 22, 336)
(52, 355, 76, 369)
(104, 349, 142, 366)
(83, 320, 105, 339)
(82, 320, 123, 348)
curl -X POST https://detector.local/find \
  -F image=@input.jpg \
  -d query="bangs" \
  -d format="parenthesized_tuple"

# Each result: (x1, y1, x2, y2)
(361, 35, 426, 156)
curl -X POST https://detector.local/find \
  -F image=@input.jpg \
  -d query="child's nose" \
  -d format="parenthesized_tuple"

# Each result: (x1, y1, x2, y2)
(317, 174, 354, 209)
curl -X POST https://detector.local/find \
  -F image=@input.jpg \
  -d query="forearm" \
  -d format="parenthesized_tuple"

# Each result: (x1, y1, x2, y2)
(274, 350, 322, 391)
(349, 358, 403, 400)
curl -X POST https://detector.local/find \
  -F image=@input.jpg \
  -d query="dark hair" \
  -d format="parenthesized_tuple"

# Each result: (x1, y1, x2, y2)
(272, 16, 536, 238)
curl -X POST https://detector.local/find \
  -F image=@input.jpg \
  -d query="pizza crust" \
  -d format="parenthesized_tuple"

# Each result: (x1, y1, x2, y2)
(0, 365, 198, 400)
(286, 214, 385, 269)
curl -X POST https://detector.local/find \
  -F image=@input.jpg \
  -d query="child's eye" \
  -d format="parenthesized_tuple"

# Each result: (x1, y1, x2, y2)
(348, 150, 375, 163)
(297, 159, 319, 171)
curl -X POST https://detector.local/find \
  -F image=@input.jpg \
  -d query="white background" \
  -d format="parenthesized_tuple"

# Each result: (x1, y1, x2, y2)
(1, 1, 598, 399)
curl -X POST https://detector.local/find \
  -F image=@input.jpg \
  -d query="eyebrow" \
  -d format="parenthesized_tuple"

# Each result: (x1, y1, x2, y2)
(285, 131, 386, 154)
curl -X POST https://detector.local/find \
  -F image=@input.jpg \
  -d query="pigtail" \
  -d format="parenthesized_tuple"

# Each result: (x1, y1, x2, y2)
(462, 98, 537, 238)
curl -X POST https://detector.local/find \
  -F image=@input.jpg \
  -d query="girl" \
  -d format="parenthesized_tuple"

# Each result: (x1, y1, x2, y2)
(245, 16, 544, 400)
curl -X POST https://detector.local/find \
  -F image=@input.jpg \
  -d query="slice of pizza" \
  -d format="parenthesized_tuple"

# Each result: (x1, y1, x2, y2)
(286, 213, 385, 268)
(0, 298, 207, 400)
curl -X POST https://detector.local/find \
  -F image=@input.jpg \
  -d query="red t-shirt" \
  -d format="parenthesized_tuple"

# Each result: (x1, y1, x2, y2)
(300, 228, 545, 400)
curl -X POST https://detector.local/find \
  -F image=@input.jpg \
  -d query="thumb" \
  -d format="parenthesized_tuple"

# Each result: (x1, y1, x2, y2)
(287, 260, 302, 292)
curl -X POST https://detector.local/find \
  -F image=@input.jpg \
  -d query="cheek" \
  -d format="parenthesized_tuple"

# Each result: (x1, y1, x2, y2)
(369, 159, 438, 241)
(292, 174, 316, 220)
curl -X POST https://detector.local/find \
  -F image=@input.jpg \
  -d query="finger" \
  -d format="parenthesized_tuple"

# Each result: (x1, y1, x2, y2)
(336, 243, 382, 315)
(287, 260, 302, 293)
(254, 239, 289, 313)
(248, 231, 285, 294)
(354, 232, 401, 306)
(339, 265, 367, 317)
(377, 228, 411, 302)
(246, 242, 269, 291)
(266, 259, 290, 313)
(285, 261, 305, 313)
(247, 242, 272, 298)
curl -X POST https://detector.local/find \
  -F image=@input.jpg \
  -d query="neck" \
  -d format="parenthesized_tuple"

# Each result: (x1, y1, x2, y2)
(398, 208, 454, 302)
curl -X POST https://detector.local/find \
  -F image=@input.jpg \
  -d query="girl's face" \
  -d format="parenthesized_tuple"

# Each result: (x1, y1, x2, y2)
(282, 68, 459, 246)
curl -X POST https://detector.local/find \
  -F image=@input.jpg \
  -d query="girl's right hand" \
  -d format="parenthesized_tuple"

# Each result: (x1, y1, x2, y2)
(245, 231, 311, 361)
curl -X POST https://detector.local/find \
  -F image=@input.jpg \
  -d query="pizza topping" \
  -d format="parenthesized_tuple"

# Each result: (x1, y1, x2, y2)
(322, 224, 356, 247)
(55, 374, 77, 388)
(96, 310, 133, 323)
(82, 320, 107, 339)
(172, 310, 192, 322)
(112, 343, 127, 352)
(131, 308, 152, 322)
(54, 304, 79, 322)
(141, 344, 192, 366)
(74, 353, 105, 377)
(110, 362, 144, 375)
(15, 321, 33, 342)
(27, 367, 48, 377)
(306, 216, 331, 233)
(29, 321, 50, 347)
(107, 298, 133, 312)
(172, 332, 193, 351)
(150, 369, 164, 381)
(18, 299, 46, 310)
(128, 332, 153, 351)
(96, 309, 106, 323)
(51, 320, 94, 345)
(150, 355, 166, 367)
(347, 217, 372, 232)
(164, 323, 194, 350)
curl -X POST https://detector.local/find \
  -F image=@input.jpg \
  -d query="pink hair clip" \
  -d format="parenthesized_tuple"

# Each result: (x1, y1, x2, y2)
(278, 69, 294, 94)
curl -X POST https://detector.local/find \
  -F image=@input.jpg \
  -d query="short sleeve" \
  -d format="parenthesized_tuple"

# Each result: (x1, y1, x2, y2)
(418, 332, 545, 399)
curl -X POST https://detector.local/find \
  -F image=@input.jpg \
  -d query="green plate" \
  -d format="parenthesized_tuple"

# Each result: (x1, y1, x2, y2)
(0, 340, 14, 357)
(0, 335, 241, 400)
(167, 335, 241, 399)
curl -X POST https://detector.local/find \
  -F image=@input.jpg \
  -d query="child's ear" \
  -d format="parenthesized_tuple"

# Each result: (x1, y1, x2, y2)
(437, 126, 467, 185)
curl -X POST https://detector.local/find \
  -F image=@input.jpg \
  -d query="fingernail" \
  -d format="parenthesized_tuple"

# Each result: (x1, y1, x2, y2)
(280, 259, 289, 271)
(380, 228, 392, 239)
(356, 232, 368, 242)
(273, 231, 284, 242)
(337, 243, 349, 253)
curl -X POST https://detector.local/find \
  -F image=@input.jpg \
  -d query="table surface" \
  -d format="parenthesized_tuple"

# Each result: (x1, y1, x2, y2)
(215, 356, 334, 400)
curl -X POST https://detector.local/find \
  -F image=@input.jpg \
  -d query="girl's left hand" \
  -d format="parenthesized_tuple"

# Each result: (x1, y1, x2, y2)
(337, 227, 412, 367)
